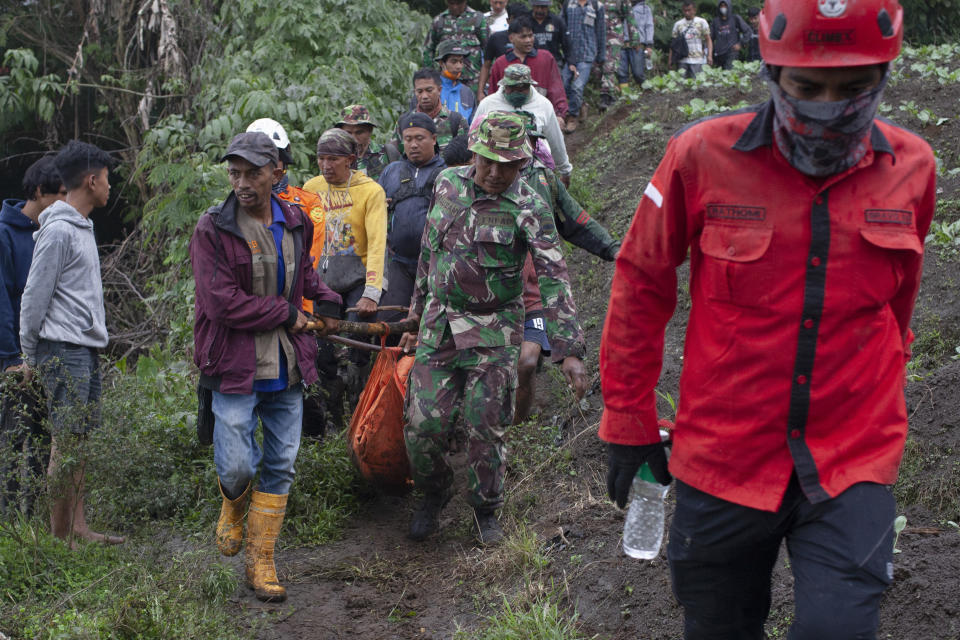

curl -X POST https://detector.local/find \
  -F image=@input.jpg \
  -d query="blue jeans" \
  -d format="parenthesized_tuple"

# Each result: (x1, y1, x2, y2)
(562, 61, 593, 117)
(619, 48, 646, 83)
(213, 386, 303, 496)
(35, 339, 101, 435)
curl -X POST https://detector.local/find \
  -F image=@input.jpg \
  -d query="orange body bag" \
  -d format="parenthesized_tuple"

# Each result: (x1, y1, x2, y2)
(347, 346, 415, 493)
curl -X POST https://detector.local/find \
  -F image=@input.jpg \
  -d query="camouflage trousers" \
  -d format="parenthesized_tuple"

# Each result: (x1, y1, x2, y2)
(404, 336, 519, 510)
(600, 43, 624, 97)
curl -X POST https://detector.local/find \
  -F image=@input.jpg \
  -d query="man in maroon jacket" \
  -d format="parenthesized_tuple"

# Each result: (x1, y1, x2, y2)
(488, 15, 568, 120)
(600, 1, 935, 638)
(190, 132, 341, 603)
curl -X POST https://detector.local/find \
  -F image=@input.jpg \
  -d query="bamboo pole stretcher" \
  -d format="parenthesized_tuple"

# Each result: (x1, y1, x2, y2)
(344, 305, 409, 314)
(304, 318, 420, 336)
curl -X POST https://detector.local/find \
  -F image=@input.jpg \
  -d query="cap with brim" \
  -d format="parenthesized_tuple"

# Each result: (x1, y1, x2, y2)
(316, 128, 359, 157)
(221, 132, 279, 167)
(435, 40, 471, 61)
(468, 111, 533, 163)
(335, 104, 378, 128)
(400, 112, 438, 135)
(498, 63, 539, 87)
(531, 0, 551, 6)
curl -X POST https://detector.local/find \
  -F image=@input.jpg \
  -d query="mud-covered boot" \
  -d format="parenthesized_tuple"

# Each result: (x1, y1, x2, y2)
(474, 508, 504, 546)
(216, 480, 250, 556)
(408, 491, 451, 541)
(245, 490, 289, 602)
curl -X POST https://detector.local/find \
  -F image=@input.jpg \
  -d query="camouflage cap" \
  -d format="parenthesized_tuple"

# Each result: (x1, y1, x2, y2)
(468, 111, 533, 163)
(498, 64, 539, 88)
(316, 128, 359, 157)
(435, 39, 471, 61)
(515, 110, 544, 139)
(335, 104, 378, 128)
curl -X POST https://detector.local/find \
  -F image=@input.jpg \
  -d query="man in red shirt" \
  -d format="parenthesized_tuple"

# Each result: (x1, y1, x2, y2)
(488, 15, 568, 121)
(599, 1, 935, 637)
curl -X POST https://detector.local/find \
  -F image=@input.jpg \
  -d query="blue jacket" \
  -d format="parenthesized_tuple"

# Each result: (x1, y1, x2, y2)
(440, 76, 476, 124)
(378, 154, 447, 265)
(0, 199, 39, 369)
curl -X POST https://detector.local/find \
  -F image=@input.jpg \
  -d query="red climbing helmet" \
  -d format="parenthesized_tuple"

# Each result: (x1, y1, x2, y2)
(759, 0, 903, 67)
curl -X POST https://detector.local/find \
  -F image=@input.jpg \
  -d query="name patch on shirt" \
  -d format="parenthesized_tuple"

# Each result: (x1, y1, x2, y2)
(476, 213, 515, 228)
(864, 209, 912, 225)
(706, 204, 766, 222)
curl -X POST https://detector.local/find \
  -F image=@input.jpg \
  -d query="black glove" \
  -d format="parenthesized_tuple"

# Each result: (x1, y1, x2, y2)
(606, 442, 671, 509)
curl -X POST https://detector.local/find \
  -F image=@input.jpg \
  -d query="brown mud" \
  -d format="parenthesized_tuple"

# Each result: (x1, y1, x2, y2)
(241, 71, 960, 639)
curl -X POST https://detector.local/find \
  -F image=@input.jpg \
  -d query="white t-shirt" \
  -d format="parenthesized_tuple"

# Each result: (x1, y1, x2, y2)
(672, 16, 710, 64)
(486, 10, 508, 33)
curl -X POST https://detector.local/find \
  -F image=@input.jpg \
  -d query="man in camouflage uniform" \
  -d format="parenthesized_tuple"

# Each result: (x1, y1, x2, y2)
(598, 0, 639, 109)
(423, 0, 488, 91)
(399, 112, 587, 545)
(335, 104, 398, 182)
(513, 110, 618, 422)
(391, 69, 468, 156)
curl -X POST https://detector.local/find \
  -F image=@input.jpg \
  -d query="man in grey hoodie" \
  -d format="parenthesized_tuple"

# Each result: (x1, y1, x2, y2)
(19, 140, 124, 547)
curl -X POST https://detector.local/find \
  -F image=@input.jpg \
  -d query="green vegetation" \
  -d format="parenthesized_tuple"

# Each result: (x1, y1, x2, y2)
(0, 519, 246, 639)
(456, 596, 590, 640)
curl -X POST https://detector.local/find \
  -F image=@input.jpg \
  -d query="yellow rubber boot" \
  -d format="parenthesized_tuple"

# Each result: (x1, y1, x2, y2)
(619, 82, 630, 91)
(245, 490, 288, 602)
(216, 480, 249, 557)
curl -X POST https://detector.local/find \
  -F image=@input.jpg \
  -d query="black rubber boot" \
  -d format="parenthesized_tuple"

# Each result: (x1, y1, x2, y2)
(408, 492, 450, 541)
(474, 508, 504, 546)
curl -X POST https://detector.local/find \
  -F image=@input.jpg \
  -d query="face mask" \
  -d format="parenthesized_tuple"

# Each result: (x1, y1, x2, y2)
(719, 6, 727, 16)
(766, 68, 888, 177)
(442, 69, 461, 81)
(504, 90, 528, 108)
(272, 172, 289, 195)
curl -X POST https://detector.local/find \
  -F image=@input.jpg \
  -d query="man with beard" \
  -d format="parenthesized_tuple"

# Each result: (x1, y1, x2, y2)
(600, 2, 936, 637)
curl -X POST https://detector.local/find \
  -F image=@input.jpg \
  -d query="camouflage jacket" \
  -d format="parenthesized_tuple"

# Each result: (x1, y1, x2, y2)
(411, 165, 585, 361)
(602, 0, 640, 48)
(356, 142, 398, 182)
(423, 8, 488, 85)
(522, 160, 620, 261)
(391, 105, 467, 156)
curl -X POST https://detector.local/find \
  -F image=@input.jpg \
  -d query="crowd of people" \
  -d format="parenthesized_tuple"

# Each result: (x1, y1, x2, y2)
(0, 1, 938, 638)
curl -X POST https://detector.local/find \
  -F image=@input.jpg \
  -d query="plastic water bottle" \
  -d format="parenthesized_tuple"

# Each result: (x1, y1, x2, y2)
(622, 431, 670, 560)
(645, 50, 654, 71)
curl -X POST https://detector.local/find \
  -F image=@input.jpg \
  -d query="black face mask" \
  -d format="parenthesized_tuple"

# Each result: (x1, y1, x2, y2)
(765, 67, 889, 177)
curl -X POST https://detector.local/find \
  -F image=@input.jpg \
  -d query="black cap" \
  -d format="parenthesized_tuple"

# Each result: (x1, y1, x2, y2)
(221, 132, 279, 167)
(399, 112, 438, 135)
(531, 0, 551, 5)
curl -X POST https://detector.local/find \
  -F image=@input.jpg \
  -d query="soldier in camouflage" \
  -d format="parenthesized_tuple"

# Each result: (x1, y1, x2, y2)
(335, 104, 398, 182)
(423, 0, 489, 90)
(513, 110, 618, 423)
(391, 69, 468, 156)
(598, 0, 640, 109)
(399, 112, 587, 545)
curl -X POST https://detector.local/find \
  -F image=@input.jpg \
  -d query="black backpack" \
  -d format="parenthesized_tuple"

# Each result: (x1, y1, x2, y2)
(388, 162, 446, 218)
(670, 31, 690, 62)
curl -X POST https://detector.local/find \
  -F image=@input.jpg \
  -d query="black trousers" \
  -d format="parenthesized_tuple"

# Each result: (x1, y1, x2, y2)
(668, 475, 895, 640)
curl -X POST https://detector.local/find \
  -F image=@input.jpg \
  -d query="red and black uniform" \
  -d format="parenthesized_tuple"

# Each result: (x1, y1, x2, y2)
(600, 100, 935, 637)
(601, 101, 935, 510)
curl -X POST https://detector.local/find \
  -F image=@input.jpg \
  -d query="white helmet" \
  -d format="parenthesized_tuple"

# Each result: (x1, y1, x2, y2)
(246, 118, 290, 150)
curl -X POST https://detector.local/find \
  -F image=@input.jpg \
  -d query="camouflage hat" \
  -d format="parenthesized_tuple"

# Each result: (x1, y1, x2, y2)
(515, 110, 544, 139)
(316, 128, 359, 157)
(498, 64, 539, 88)
(435, 40, 471, 61)
(468, 111, 533, 163)
(335, 104, 378, 128)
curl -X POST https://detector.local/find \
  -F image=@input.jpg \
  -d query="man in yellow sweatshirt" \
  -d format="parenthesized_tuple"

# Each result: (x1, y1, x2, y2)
(303, 128, 388, 428)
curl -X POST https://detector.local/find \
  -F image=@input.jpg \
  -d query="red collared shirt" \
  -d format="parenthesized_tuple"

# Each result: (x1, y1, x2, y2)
(599, 102, 936, 511)
(489, 48, 568, 120)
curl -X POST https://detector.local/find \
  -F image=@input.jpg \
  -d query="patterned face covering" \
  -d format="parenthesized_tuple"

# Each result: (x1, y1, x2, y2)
(766, 66, 888, 177)
(272, 172, 289, 195)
